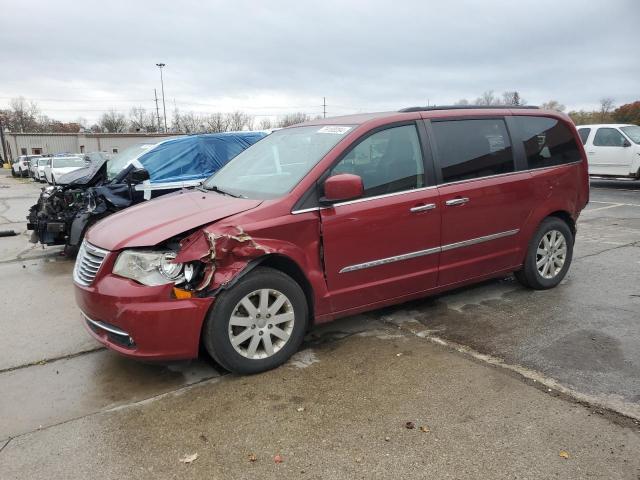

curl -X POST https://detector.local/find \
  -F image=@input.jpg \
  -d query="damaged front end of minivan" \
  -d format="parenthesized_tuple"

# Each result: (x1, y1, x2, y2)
(164, 226, 274, 297)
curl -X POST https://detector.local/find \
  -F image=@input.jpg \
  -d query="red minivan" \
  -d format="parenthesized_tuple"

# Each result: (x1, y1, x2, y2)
(74, 106, 589, 373)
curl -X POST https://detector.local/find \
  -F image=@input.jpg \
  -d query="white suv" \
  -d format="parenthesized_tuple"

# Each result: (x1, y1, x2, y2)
(578, 124, 640, 179)
(11, 155, 40, 177)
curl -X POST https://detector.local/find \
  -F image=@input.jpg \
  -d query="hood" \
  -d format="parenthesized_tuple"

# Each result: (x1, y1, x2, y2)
(86, 190, 262, 251)
(58, 156, 108, 187)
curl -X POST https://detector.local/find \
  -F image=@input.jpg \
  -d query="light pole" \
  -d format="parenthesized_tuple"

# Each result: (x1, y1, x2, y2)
(156, 63, 168, 132)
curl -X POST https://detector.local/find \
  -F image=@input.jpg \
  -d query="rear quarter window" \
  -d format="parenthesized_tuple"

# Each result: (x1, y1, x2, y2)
(577, 128, 590, 145)
(514, 116, 581, 169)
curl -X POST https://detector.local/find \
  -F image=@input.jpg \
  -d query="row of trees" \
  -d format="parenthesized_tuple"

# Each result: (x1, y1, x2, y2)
(0, 97, 82, 133)
(0, 96, 316, 134)
(2, 94, 640, 135)
(454, 90, 640, 125)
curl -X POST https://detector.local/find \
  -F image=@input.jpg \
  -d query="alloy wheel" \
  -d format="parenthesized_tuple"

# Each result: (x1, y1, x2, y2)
(536, 230, 567, 279)
(227, 288, 295, 360)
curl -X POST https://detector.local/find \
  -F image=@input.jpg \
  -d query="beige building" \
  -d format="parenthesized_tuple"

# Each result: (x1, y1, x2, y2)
(2, 132, 178, 161)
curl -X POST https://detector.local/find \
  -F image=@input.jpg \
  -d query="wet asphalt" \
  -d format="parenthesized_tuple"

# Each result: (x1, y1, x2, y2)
(0, 169, 639, 479)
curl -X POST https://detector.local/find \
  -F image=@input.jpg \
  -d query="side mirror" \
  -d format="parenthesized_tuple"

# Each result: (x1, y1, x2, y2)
(129, 168, 150, 183)
(321, 174, 364, 204)
(623, 139, 632, 148)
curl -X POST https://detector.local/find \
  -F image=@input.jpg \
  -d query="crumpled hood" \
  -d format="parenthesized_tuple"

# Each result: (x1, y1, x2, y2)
(86, 190, 262, 251)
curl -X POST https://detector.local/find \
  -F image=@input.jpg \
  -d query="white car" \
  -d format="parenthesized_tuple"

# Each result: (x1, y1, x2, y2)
(577, 124, 640, 179)
(44, 155, 87, 184)
(11, 155, 40, 177)
(35, 157, 51, 182)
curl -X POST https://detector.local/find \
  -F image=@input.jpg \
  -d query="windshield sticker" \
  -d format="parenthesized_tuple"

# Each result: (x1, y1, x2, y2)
(318, 126, 352, 135)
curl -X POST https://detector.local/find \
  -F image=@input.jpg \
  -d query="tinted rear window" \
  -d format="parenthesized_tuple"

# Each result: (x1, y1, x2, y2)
(431, 118, 514, 183)
(577, 128, 590, 145)
(515, 116, 581, 169)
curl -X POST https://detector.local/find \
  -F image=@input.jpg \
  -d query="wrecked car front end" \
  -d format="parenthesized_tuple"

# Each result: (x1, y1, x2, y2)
(27, 157, 139, 251)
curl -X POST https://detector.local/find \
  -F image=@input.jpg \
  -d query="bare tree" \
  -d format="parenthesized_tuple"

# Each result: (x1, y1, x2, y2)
(181, 112, 206, 134)
(171, 107, 183, 133)
(277, 112, 310, 128)
(502, 91, 526, 106)
(99, 109, 128, 133)
(9, 96, 39, 132)
(599, 97, 615, 122)
(475, 90, 499, 106)
(227, 111, 253, 131)
(540, 100, 566, 112)
(454, 98, 470, 106)
(205, 112, 230, 133)
(129, 106, 157, 132)
(259, 118, 274, 130)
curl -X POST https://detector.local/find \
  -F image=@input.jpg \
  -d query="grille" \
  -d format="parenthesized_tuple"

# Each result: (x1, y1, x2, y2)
(73, 241, 109, 286)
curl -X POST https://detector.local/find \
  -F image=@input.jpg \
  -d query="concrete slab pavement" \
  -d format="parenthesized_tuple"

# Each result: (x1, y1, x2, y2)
(1, 330, 638, 480)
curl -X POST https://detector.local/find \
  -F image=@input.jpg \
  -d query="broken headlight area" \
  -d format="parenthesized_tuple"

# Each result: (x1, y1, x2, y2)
(113, 250, 206, 289)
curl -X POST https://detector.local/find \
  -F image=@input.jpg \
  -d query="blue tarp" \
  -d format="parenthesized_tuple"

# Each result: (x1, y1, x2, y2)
(138, 132, 267, 184)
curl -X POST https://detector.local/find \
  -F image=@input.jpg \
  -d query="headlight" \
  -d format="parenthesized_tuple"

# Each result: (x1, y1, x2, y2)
(113, 250, 185, 286)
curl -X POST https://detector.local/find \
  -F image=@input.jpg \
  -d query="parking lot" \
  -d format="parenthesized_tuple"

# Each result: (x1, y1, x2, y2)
(1, 170, 639, 479)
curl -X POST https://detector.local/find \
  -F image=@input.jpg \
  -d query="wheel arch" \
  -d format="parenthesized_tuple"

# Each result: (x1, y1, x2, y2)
(547, 210, 576, 238)
(253, 254, 315, 326)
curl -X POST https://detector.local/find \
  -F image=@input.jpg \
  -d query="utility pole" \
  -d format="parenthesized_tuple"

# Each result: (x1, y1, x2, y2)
(322, 97, 327, 119)
(0, 119, 8, 166)
(156, 63, 168, 132)
(154, 89, 161, 133)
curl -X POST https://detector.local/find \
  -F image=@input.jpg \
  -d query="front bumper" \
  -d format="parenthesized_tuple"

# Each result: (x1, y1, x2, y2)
(75, 266, 214, 361)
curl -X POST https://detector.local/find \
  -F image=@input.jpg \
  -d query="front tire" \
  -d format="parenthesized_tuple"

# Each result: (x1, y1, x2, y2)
(202, 267, 308, 374)
(515, 217, 573, 290)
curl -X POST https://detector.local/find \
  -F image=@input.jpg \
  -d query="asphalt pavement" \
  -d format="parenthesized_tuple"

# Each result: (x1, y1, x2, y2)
(0, 169, 638, 479)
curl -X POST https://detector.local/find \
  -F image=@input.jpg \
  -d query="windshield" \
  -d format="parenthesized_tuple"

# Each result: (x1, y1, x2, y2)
(52, 156, 85, 168)
(107, 143, 158, 179)
(203, 125, 353, 199)
(38, 158, 50, 166)
(620, 126, 640, 144)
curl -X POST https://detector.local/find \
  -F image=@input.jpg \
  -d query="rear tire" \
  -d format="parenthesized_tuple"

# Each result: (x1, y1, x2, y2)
(202, 267, 308, 374)
(515, 217, 573, 290)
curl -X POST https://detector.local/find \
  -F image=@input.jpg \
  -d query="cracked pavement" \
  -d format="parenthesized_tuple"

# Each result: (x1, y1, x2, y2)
(0, 170, 639, 479)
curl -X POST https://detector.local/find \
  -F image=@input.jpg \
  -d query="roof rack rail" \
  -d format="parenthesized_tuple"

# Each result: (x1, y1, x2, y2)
(398, 105, 539, 113)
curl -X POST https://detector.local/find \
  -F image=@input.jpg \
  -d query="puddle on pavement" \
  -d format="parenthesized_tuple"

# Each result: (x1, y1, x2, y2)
(0, 349, 220, 440)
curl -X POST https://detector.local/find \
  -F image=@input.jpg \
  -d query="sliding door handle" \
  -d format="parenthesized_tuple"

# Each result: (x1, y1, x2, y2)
(410, 203, 436, 213)
(445, 197, 469, 206)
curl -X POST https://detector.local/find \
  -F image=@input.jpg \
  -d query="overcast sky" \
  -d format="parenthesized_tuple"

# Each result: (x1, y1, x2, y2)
(1, 0, 638, 124)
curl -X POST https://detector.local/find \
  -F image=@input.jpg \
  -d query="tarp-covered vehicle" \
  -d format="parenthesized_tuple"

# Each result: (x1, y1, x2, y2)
(27, 132, 267, 254)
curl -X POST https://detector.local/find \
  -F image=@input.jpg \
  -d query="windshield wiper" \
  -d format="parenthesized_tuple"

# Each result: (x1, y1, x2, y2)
(206, 184, 246, 198)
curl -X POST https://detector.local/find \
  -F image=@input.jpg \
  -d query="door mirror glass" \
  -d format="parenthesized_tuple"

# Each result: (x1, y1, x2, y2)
(322, 174, 363, 203)
(623, 139, 631, 148)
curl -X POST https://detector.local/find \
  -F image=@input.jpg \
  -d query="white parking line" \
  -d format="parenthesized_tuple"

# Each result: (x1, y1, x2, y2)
(589, 200, 640, 208)
(584, 203, 625, 213)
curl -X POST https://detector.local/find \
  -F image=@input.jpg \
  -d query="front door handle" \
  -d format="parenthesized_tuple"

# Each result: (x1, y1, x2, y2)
(445, 197, 469, 206)
(410, 203, 436, 213)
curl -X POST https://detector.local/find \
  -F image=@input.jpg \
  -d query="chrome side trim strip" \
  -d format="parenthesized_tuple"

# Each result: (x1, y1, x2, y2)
(339, 246, 441, 273)
(291, 185, 438, 215)
(339, 229, 520, 273)
(291, 206, 321, 215)
(333, 185, 438, 207)
(82, 312, 130, 337)
(440, 229, 519, 252)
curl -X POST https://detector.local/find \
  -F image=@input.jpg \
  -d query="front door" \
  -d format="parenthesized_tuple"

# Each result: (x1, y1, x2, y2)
(429, 118, 532, 286)
(320, 124, 441, 313)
